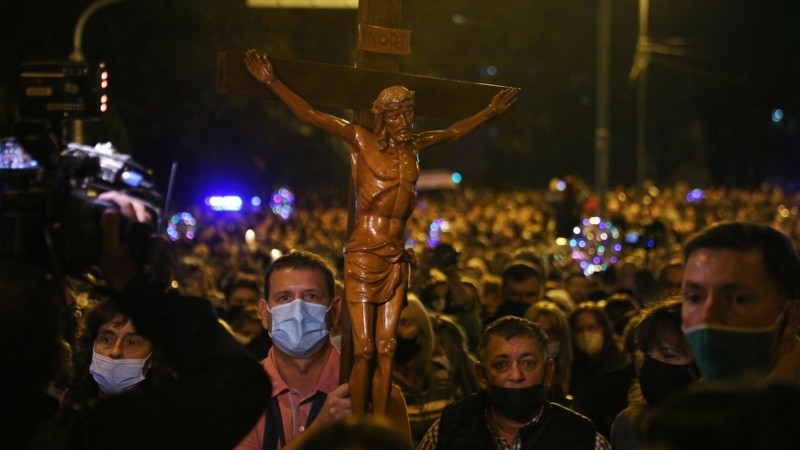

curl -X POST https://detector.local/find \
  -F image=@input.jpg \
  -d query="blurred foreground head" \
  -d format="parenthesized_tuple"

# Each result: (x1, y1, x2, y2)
(645, 381, 800, 450)
(0, 259, 61, 395)
(294, 415, 413, 450)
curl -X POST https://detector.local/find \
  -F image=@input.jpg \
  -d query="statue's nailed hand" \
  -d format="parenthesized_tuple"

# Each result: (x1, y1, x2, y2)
(244, 49, 276, 84)
(489, 87, 520, 116)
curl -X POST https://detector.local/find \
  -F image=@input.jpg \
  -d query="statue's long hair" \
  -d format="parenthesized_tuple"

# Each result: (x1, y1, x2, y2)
(371, 86, 414, 150)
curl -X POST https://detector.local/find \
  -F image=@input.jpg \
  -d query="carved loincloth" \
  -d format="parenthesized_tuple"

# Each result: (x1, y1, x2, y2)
(343, 238, 415, 305)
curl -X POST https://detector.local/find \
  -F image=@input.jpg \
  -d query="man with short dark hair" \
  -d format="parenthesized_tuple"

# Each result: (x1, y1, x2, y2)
(681, 221, 800, 384)
(222, 274, 261, 320)
(236, 250, 352, 450)
(490, 260, 545, 321)
(418, 316, 609, 450)
(222, 274, 275, 360)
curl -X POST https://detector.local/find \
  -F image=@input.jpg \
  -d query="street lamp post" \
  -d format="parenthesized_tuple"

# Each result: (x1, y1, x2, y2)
(595, 0, 611, 218)
(635, 0, 650, 183)
(70, 0, 125, 63)
(68, 0, 124, 143)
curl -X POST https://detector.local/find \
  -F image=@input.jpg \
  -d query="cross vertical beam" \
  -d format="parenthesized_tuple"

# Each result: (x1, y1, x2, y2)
(339, 0, 404, 390)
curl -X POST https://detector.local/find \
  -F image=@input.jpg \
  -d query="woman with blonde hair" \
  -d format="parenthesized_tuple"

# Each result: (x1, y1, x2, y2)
(391, 295, 455, 446)
(524, 300, 573, 405)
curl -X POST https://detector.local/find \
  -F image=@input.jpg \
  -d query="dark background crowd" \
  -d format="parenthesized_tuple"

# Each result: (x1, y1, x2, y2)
(170, 179, 800, 309)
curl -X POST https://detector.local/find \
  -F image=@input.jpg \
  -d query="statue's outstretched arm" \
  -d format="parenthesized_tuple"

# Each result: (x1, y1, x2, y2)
(245, 50, 357, 145)
(415, 87, 519, 150)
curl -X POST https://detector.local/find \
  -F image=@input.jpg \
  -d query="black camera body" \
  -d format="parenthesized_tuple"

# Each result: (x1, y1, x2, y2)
(0, 139, 163, 276)
(1, 60, 165, 277)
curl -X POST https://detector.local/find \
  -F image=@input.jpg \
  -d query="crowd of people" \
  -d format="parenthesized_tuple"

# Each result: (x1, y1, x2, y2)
(6, 178, 799, 449)
(173, 180, 800, 321)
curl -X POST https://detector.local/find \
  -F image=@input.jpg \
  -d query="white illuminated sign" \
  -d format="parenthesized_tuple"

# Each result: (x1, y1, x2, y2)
(247, 0, 358, 8)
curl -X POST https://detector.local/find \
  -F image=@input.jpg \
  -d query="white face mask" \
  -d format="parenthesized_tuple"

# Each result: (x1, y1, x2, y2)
(267, 299, 331, 358)
(575, 331, 604, 356)
(89, 349, 150, 395)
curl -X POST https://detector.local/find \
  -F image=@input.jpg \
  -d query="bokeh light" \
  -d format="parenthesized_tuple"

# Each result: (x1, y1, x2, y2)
(427, 218, 451, 248)
(569, 216, 621, 276)
(166, 211, 197, 241)
(269, 187, 295, 220)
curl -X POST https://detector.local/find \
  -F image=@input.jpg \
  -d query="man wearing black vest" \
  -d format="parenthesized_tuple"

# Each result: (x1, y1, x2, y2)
(418, 316, 609, 450)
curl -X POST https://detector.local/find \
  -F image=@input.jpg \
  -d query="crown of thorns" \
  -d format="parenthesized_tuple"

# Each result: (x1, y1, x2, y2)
(371, 89, 415, 115)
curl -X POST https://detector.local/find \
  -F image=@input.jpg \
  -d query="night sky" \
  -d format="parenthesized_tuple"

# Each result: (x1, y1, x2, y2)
(2, 0, 799, 208)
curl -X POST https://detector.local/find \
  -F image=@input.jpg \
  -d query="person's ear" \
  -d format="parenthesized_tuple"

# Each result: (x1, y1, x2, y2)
(783, 299, 800, 323)
(258, 298, 271, 330)
(778, 299, 800, 339)
(329, 295, 342, 331)
(544, 357, 556, 389)
(475, 361, 489, 390)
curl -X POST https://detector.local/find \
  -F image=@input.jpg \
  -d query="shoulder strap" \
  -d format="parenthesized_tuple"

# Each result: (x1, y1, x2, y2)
(263, 397, 284, 450)
(306, 391, 327, 425)
(263, 391, 328, 450)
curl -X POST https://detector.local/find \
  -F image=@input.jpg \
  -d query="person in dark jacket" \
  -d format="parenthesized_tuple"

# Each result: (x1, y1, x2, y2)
(1, 192, 270, 450)
(417, 316, 610, 450)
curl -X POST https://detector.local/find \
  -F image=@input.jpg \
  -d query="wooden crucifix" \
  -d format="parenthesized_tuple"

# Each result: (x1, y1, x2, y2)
(218, 0, 519, 421)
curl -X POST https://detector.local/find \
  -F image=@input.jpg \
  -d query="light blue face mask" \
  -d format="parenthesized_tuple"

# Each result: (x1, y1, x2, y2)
(684, 322, 778, 381)
(89, 349, 150, 395)
(267, 299, 331, 358)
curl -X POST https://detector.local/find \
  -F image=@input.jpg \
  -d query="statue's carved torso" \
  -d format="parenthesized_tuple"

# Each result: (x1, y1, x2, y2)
(347, 127, 419, 247)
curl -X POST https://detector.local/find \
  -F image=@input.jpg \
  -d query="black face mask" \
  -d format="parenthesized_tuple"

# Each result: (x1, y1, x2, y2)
(638, 355, 699, 406)
(222, 305, 244, 323)
(487, 383, 547, 423)
(394, 335, 421, 364)
(503, 301, 529, 318)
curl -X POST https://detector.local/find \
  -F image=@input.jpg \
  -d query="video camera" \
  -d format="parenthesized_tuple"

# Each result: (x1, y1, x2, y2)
(0, 60, 165, 279)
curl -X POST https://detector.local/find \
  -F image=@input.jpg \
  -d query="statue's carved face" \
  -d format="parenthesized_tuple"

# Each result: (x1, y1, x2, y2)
(384, 105, 414, 144)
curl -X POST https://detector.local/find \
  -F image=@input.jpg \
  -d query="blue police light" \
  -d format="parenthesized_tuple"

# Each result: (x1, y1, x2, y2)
(205, 195, 243, 211)
(251, 196, 262, 207)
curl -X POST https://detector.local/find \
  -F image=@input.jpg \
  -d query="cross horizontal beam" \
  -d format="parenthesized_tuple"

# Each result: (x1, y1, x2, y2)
(217, 51, 519, 126)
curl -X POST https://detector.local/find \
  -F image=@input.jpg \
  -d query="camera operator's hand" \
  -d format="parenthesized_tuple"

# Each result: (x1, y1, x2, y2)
(97, 191, 154, 290)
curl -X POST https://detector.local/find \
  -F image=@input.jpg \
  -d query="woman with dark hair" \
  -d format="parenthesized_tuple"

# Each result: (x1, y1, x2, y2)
(568, 302, 634, 439)
(64, 299, 174, 406)
(610, 298, 699, 450)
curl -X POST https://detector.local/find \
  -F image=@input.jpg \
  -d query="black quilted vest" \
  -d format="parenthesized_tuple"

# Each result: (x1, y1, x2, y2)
(437, 392, 596, 450)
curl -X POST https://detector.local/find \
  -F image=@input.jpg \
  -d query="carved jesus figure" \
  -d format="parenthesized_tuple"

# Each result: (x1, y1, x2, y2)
(245, 49, 518, 417)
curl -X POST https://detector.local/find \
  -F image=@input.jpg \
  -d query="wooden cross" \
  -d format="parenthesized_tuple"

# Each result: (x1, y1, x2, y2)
(217, 2, 517, 127)
(217, 0, 518, 393)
